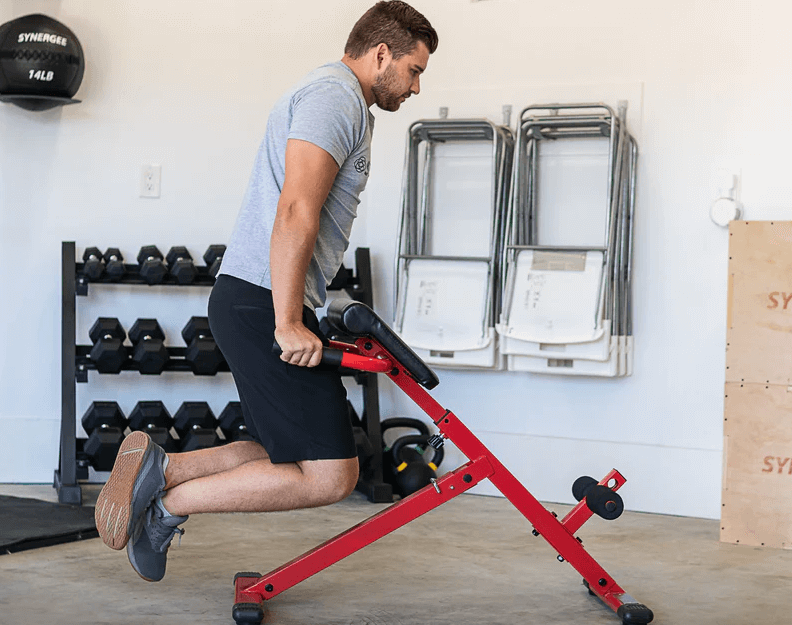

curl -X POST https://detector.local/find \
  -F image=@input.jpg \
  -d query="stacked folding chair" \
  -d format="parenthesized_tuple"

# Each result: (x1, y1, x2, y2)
(394, 118, 514, 369)
(497, 103, 637, 377)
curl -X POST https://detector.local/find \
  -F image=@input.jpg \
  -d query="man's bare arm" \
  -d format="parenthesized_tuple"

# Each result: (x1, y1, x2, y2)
(270, 139, 340, 367)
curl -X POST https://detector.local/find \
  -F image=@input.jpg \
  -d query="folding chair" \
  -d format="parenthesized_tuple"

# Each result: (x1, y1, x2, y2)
(394, 118, 513, 369)
(498, 104, 637, 376)
(233, 299, 654, 625)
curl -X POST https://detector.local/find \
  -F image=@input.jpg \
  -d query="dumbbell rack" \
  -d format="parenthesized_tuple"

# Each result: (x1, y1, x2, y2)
(55, 242, 391, 505)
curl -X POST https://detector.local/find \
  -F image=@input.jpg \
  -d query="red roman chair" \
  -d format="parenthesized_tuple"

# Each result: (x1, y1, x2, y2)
(232, 299, 653, 625)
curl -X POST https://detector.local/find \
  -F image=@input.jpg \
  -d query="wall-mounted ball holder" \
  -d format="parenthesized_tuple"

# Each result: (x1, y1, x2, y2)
(711, 168, 743, 227)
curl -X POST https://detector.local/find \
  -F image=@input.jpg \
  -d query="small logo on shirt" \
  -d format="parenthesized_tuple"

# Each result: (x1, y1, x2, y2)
(354, 156, 370, 176)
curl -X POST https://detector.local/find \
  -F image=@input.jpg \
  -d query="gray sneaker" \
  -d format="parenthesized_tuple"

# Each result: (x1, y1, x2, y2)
(126, 502, 188, 582)
(95, 431, 168, 550)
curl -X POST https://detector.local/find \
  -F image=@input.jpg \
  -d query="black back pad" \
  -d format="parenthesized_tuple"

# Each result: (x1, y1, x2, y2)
(326, 299, 439, 390)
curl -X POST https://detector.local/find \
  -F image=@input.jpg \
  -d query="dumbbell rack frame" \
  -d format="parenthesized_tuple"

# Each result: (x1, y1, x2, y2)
(55, 242, 391, 505)
(322, 248, 393, 504)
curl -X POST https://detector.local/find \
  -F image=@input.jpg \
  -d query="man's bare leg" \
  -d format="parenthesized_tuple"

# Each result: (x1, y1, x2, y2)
(164, 441, 270, 489)
(96, 437, 273, 550)
(160, 457, 359, 516)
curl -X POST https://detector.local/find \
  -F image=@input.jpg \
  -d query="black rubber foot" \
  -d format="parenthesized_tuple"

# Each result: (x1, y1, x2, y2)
(617, 603, 654, 624)
(233, 602, 264, 625)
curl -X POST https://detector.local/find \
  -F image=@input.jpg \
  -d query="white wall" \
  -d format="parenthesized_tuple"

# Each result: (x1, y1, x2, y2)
(2, 0, 789, 519)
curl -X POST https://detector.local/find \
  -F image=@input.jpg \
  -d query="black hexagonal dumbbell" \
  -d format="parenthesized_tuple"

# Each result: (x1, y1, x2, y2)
(174, 401, 220, 452)
(128, 400, 178, 453)
(129, 319, 169, 374)
(81, 401, 127, 471)
(166, 246, 198, 285)
(218, 401, 254, 443)
(182, 317, 224, 375)
(82, 247, 105, 281)
(203, 244, 226, 278)
(89, 318, 127, 374)
(104, 247, 126, 281)
(137, 245, 168, 285)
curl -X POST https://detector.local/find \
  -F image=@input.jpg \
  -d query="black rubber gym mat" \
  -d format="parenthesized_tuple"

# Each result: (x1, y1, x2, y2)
(0, 495, 97, 555)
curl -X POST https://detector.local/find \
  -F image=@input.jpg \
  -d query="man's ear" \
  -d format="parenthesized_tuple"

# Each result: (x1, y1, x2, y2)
(375, 43, 392, 70)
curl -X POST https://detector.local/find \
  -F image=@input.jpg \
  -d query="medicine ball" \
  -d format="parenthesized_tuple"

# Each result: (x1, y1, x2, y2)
(0, 13, 85, 111)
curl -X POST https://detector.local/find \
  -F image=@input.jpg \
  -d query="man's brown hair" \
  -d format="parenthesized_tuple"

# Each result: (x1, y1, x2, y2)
(345, 1, 438, 60)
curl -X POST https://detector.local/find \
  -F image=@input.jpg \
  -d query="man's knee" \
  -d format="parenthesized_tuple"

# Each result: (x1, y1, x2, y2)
(321, 459, 359, 504)
(302, 458, 359, 506)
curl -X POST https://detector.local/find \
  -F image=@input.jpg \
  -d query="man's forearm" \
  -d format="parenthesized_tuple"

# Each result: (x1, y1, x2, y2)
(270, 199, 321, 327)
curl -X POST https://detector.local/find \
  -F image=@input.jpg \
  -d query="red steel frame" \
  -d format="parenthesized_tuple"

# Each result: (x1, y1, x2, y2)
(235, 337, 643, 620)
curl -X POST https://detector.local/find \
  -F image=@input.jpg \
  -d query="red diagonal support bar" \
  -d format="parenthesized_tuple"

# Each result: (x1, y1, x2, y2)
(244, 456, 494, 601)
(381, 349, 631, 613)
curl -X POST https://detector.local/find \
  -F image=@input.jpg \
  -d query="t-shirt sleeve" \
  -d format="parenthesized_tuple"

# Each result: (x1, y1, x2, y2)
(288, 81, 365, 168)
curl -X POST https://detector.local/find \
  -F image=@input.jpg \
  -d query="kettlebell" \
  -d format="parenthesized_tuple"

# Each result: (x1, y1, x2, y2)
(389, 433, 444, 497)
(381, 417, 429, 440)
(381, 417, 440, 496)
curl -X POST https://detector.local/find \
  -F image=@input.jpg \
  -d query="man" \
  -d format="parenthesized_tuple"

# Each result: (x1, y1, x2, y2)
(95, 1, 438, 583)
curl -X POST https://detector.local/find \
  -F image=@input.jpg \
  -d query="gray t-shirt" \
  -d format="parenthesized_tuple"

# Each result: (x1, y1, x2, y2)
(219, 61, 374, 309)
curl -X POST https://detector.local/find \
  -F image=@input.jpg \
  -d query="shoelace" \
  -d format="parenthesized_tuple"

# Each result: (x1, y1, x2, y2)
(147, 510, 186, 551)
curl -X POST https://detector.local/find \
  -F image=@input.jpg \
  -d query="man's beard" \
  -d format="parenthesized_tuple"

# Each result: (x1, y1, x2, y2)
(371, 63, 406, 112)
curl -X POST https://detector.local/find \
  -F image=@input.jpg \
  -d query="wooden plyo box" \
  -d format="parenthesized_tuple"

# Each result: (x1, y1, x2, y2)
(726, 221, 792, 385)
(722, 383, 792, 549)
(722, 221, 792, 548)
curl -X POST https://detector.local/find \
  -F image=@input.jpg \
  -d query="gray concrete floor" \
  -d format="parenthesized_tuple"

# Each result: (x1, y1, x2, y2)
(0, 483, 789, 625)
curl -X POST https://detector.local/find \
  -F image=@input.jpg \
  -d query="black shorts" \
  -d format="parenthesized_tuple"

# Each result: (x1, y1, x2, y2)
(208, 274, 356, 463)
